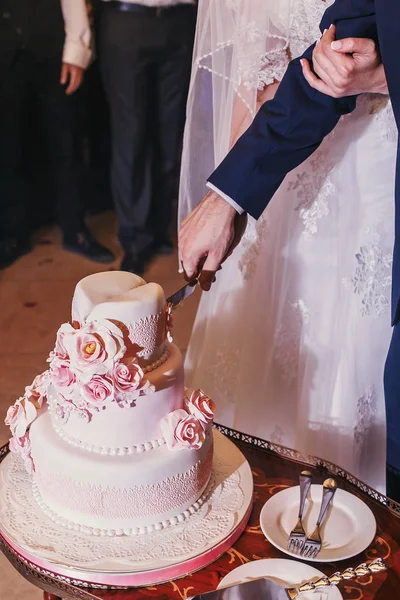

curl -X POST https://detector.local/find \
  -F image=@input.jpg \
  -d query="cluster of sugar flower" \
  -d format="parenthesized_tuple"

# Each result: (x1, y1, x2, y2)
(5, 318, 155, 472)
(5, 370, 50, 473)
(48, 319, 154, 415)
(160, 389, 216, 451)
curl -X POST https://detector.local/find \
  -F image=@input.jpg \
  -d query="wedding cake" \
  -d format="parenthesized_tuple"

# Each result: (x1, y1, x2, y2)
(5, 272, 216, 536)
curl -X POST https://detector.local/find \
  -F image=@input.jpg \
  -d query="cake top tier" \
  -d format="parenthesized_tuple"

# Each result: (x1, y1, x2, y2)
(72, 272, 167, 363)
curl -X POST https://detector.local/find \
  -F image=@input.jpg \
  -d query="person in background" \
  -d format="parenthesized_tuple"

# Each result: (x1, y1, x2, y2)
(0, 0, 115, 270)
(99, 0, 197, 274)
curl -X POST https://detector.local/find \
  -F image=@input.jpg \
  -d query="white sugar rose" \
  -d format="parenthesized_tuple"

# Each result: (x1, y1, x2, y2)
(161, 409, 205, 451)
(186, 389, 216, 427)
(5, 398, 37, 439)
(54, 322, 75, 359)
(63, 320, 126, 383)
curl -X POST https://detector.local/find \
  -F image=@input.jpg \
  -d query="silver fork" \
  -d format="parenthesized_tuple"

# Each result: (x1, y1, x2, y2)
(301, 477, 337, 559)
(287, 470, 312, 554)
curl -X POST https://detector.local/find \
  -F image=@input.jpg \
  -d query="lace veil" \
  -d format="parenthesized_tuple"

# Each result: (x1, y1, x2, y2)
(178, 0, 292, 226)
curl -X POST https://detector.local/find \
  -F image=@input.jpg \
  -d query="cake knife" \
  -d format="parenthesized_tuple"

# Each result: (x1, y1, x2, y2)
(187, 559, 387, 600)
(166, 278, 198, 309)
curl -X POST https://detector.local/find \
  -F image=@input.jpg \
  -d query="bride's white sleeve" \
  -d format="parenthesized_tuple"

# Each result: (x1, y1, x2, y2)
(177, 0, 292, 226)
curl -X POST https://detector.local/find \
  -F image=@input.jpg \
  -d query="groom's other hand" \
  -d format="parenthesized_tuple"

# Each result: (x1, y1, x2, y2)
(301, 25, 388, 97)
(179, 191, 245, 291)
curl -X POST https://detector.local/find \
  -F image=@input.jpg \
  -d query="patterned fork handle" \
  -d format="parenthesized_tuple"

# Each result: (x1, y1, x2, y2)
(301, 478, 337, 558)
(287, 470, 312, 553)
(286, 558, 387, 599)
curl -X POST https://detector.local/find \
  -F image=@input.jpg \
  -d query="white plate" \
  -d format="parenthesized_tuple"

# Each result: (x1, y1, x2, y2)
(260, 485, 376, 562)
(218, 558, 342, 599)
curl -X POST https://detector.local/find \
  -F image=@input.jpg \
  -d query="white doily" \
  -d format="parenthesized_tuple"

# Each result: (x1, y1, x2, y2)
(0, 430, 252, 574)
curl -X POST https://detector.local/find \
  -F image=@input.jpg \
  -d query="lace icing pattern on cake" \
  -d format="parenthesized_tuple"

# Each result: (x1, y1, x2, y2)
(32, 449, 213, 536)
(51, 421, 167, 455)
(31, 474, 214, 538)
(125, 311, 167, 358)
(0, 431, 246, 563)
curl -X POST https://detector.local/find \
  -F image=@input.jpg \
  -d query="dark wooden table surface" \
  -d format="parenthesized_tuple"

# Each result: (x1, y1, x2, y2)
(1, 427, 399, 600)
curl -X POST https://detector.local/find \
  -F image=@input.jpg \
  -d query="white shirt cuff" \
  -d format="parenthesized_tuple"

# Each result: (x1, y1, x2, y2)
(206, 182, 245, 215)
(62, 41, 92, 69)
(61, 0, 92, 69)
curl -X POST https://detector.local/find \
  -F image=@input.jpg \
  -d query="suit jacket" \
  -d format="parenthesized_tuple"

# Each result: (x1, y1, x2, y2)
(208, 0, 400, 324)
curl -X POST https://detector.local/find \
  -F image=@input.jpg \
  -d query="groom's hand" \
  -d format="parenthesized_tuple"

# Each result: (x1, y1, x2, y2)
(301, 25, 388, 97)
(179, 191, 246, 291)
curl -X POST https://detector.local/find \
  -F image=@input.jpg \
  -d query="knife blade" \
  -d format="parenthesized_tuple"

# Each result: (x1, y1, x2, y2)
(188, 578, 288, 600)
(166, 279, 198, 309)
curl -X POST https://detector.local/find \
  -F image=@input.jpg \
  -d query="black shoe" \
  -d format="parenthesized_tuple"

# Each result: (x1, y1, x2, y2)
(152, 238, 174, 256)
(63, 230, 115, 263)
(120, 252, 146, 276)
(0, 236, 31, 270)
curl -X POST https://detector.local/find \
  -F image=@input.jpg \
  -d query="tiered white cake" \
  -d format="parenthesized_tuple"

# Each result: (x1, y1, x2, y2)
(5, 272, 216, 536)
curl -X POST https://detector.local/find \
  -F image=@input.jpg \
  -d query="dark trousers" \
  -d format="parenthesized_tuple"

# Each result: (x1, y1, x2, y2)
(384, 322, 400, 502)
(99, 3, 196, 254)
(0, 50, 83, 240)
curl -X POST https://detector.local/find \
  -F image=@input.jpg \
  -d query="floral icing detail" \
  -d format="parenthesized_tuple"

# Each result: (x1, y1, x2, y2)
(62, 319, 126, 383)
(112, 360, 154, 406)
(160, 409, 205, 451)
(5, 397, 37, 439)
(51, 358, 77, 398)
(81, 375, 114, 408)
(47, 319, 155, 420)
(9, 432, 34, 473)
(186, 389, 216, 427)
(24, 370, 51, 407)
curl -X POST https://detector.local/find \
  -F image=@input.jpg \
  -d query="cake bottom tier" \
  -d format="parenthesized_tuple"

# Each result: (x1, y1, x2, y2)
(29, 411, 213, 536)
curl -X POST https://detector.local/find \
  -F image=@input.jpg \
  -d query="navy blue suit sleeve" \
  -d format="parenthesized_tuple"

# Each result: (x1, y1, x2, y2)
(208, 0, 377, 219)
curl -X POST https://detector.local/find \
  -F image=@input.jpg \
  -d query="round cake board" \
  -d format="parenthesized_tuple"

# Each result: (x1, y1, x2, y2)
(0, 430, 253, 588)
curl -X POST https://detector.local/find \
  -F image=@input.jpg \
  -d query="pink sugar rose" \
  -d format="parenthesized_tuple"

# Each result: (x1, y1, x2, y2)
(186, 389, 216, 428)
(113, 360, 145, 392)
(63, 320, 126, 383)
(161, 409, 205, 451)
(51, 358, 76, 388)
(81, 375, 114, 407)
(51, 358, 77, 400)
(112, 359, 154, 400)
(5, 397, 37, 438)
(9, 433, 34, 473)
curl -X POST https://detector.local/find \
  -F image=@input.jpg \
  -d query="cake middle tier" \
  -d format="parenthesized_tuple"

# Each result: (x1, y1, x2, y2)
(48, 343, 184, 452)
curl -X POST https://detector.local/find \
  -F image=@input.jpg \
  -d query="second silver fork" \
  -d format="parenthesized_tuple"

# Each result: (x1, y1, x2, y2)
(287, 470, 312, 554)
(301, 477, 338, 559)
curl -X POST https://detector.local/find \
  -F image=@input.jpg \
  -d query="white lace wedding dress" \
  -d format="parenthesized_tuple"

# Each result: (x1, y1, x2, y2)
(182, 0, 397, 492)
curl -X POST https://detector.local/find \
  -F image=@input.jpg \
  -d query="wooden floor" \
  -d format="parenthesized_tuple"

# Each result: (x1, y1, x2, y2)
(0, 210, 201, 598)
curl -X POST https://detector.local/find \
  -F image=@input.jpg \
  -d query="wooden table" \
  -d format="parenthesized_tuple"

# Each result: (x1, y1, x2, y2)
(1, 426, 399, 600)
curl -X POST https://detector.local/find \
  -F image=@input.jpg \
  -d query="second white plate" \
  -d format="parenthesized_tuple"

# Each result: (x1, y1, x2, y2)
(218, 558, 342, 599)
(260, 484, 376, 562)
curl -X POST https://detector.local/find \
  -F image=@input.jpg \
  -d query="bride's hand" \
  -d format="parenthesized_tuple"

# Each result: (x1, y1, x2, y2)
(301, 25, 388, 97)
(179, 191, 246, 291)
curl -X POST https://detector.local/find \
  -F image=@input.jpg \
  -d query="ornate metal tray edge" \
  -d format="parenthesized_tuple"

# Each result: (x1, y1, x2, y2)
(213, 423, 400, 516)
